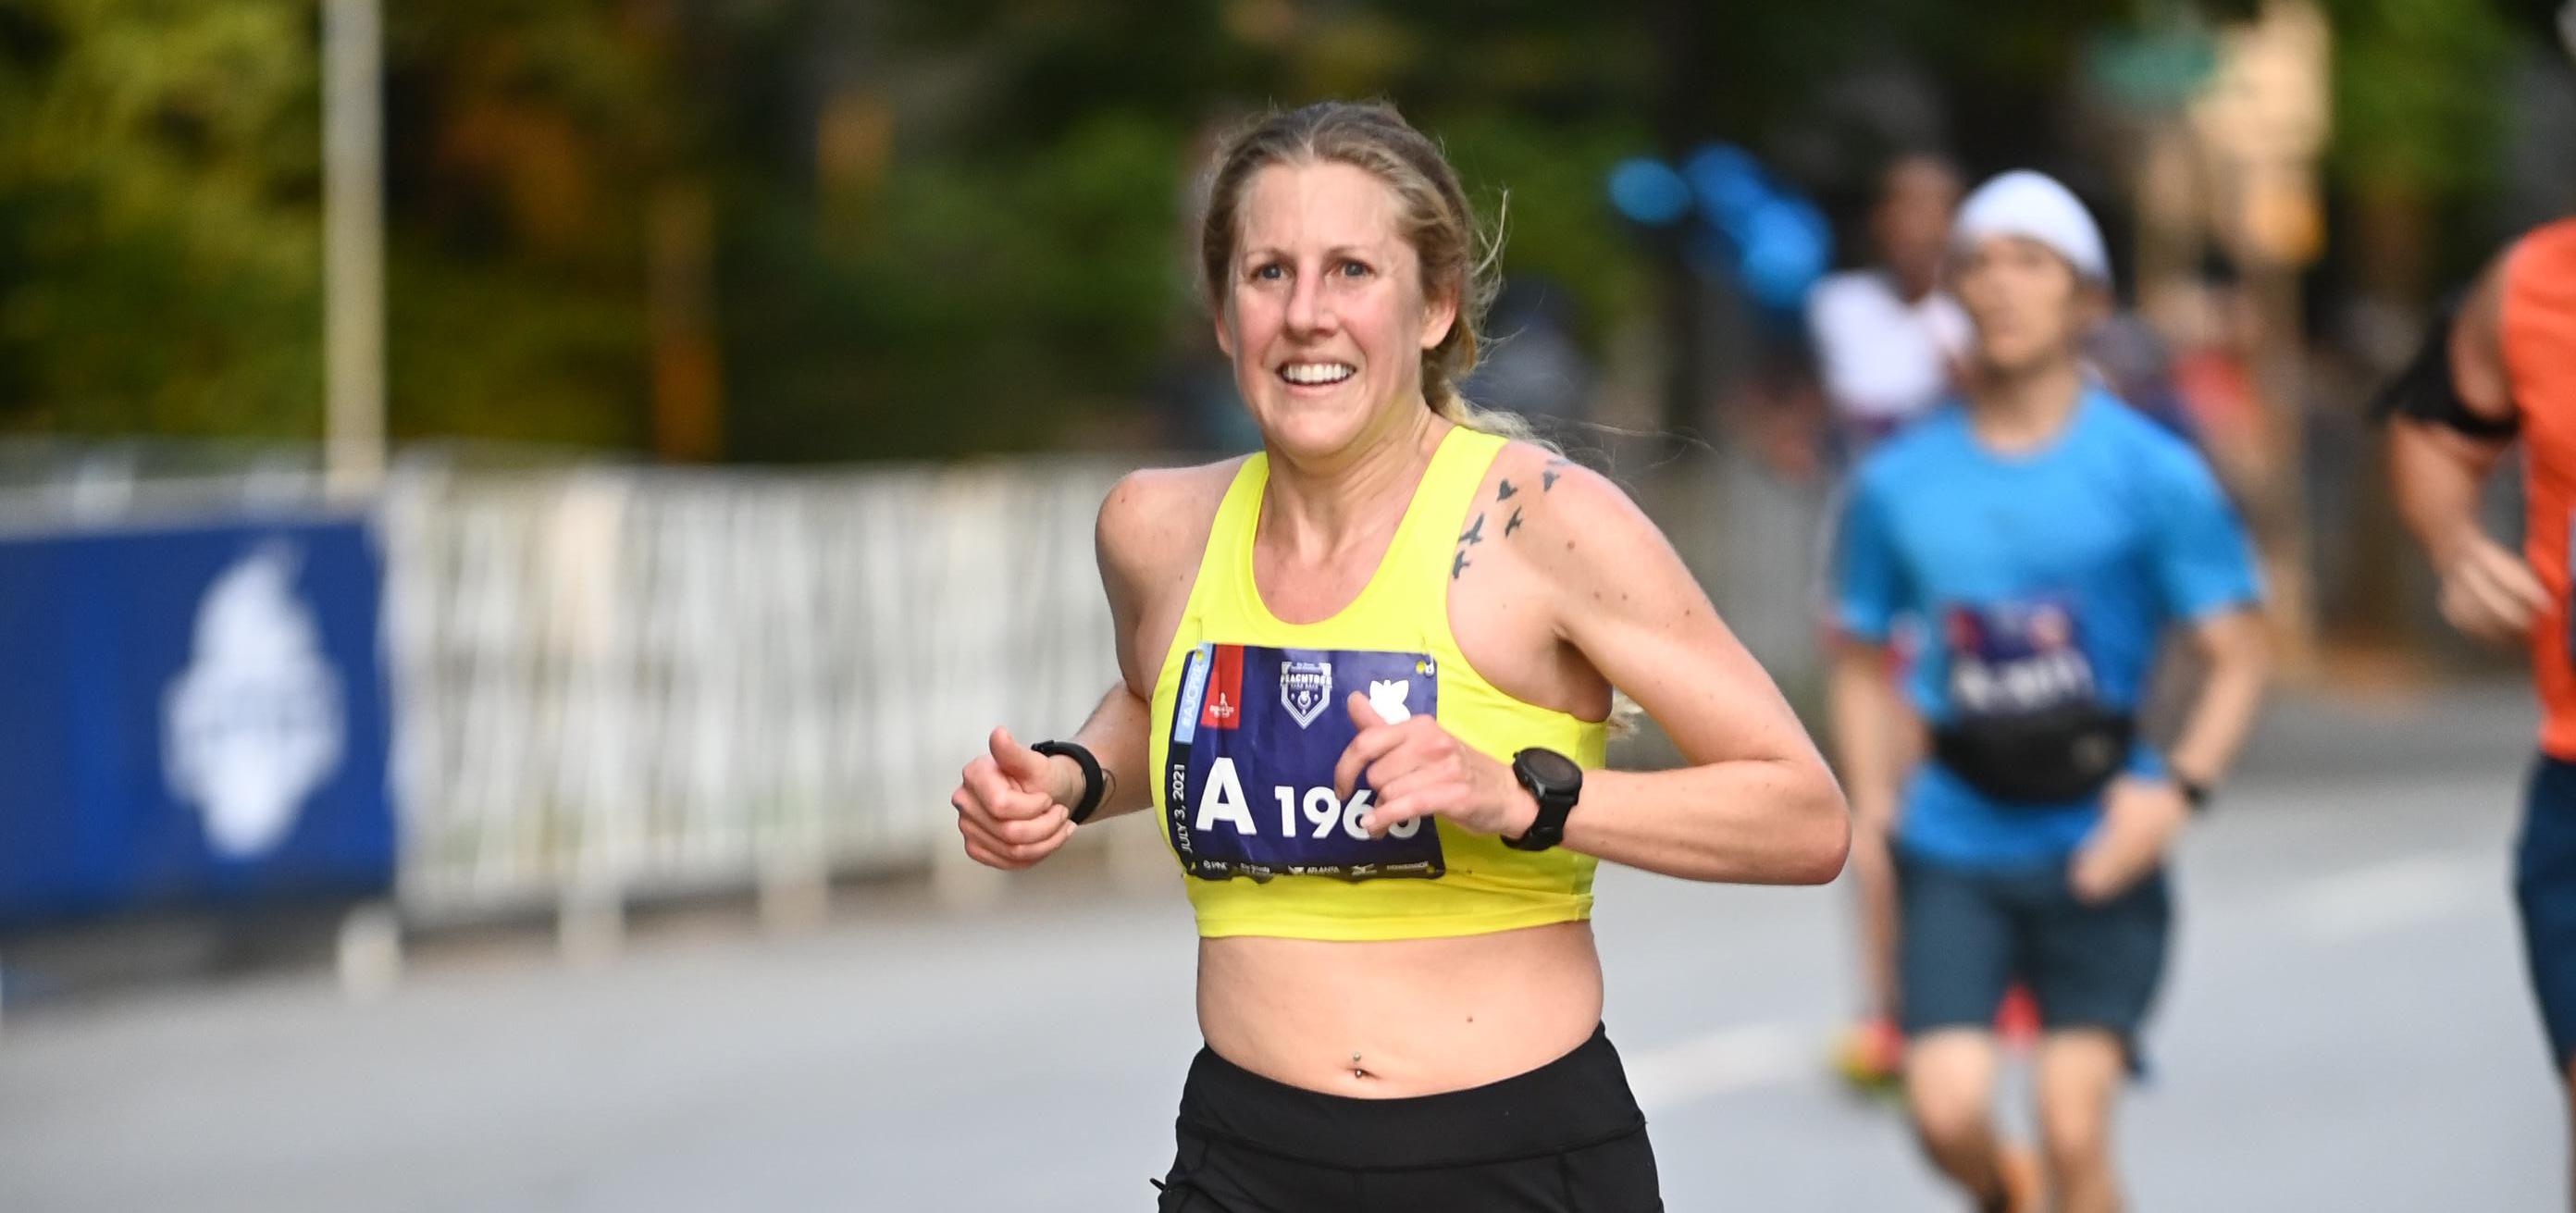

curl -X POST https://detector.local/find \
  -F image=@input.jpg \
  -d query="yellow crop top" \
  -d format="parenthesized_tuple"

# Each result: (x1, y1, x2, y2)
(1146, 426, 1610, 941)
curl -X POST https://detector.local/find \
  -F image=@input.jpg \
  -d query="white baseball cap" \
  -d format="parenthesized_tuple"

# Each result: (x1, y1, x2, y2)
(1951, 170, 2112, 287)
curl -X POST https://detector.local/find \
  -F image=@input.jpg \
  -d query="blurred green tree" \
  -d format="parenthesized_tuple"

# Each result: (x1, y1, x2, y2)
(2319, 0, 2520, 293)
(0, 0, 2548, 459)
(0, 0, 323, 438)
(381, 0, 697, 450)
(2326, 0, 2516, 202)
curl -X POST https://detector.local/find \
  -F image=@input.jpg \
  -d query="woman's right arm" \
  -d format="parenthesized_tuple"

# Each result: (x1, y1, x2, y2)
(1041, 683, 1155, 826)
(950, 464, 1232, 870)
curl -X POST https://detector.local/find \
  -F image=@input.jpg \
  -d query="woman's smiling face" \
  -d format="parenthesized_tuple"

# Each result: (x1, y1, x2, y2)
(1218, 160, 1456, 460)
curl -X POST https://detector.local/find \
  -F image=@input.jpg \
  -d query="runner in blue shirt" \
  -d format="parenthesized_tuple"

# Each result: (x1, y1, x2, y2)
(1828, 171, 2272, 1213)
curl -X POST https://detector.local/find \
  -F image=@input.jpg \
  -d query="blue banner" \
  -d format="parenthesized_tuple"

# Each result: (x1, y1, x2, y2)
(0, 514, 394, 928)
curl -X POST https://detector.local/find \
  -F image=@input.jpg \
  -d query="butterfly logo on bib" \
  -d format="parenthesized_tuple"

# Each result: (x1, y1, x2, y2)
(1942, 596, 2098, 720)
(1167, 642, 1443, 882)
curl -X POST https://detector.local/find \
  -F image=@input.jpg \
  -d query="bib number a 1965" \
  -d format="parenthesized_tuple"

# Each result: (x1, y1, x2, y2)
(1166, 642, 1443, 882)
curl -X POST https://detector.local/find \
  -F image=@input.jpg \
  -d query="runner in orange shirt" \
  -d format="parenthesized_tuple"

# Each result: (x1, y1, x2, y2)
(2381, 131, 2576, 1201)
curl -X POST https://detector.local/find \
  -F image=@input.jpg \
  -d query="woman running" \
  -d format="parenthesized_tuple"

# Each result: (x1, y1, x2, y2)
(950, 100, 1850, 1210)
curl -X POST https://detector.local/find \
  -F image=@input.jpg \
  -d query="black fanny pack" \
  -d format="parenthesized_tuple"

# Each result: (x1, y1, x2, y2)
(1931, 702, 2136, 806)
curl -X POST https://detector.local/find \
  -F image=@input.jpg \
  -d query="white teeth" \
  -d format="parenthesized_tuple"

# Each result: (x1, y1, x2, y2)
(1281, 362, 1356, 386)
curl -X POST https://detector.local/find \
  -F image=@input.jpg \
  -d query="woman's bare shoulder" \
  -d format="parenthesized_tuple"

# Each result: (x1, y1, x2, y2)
(1465, 442, 1661, 577)
(1097, 457, 1247, 608)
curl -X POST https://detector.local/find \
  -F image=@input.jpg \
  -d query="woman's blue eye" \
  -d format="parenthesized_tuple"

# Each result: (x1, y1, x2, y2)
(1339, 261, 1370, 277)
(1253, 264, 1284, 280)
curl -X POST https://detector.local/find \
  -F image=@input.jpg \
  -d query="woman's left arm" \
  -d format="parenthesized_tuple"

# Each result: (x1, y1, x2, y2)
(1534, 464, 1850, 884)
(1341, 461, 1849, 884)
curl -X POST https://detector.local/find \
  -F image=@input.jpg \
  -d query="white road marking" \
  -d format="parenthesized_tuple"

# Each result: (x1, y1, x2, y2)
(1626, 1021, 1810, 1114)
(1618, 851, 2500, 1117)
(2273, 852, 2498, 944)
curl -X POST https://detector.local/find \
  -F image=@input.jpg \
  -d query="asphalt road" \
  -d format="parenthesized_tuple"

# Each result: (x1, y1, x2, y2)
(0, 686, 2564, 1210)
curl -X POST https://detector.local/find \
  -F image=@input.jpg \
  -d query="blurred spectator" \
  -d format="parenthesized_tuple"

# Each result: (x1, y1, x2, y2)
(2084, 310, 2198, 440)
(1460, 276, 1598, 440)
(1808, 152, 1971, 1095)
(1146, 347, 1257, 454)
(1150, 112, 1261, 454)
(1805, 153, 1972, 460)
(2157, 265, 2272, 498)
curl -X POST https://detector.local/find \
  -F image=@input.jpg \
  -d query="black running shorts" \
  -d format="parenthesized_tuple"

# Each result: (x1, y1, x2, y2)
(1153, 1024, 1663, 1211)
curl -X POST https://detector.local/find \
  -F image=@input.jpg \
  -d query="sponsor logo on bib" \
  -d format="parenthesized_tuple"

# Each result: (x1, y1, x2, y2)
(1281, 659, 1332, 728)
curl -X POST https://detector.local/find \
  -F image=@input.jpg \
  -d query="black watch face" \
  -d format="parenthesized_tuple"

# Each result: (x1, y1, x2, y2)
(1517, 748, 1581, 790)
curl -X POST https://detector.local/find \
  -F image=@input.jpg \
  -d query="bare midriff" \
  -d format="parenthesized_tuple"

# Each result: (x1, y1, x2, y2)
(1194, 920, 1604, 1097)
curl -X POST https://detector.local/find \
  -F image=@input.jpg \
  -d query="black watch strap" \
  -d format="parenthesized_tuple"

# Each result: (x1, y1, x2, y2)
(2178, 776, 2212, 814)
(1031, 740, 1106, 824)
(1504, 748, 1581, 852)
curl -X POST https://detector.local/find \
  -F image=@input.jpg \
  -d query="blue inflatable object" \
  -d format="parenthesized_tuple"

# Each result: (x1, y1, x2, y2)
(1609, 143, 1833, 315)
(1606, 157, 1693, 227)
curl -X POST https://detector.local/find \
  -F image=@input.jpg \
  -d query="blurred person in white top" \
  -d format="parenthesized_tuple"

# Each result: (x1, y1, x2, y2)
(1807, 153, 1973, 455)
(1812, 151, 1976, 1095)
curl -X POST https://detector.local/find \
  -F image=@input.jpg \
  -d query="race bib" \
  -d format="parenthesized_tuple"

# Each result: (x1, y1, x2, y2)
(1166, 643, 1444, 882)
(1941, 596, 2099, 721)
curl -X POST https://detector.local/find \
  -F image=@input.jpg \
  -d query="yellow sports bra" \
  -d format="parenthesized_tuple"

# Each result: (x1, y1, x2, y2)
(1146, 426, 1609, 941)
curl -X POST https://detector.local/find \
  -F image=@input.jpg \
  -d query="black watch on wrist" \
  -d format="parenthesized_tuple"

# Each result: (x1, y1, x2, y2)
(1504, 748, 1583, 851)
(2177, 776, 2212, 814)
(1031, 739, 1106, 825)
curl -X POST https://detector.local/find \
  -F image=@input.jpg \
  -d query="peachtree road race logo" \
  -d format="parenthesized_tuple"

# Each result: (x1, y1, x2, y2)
(163, 543, 346, 860)
(1282, 659, 1332, 729)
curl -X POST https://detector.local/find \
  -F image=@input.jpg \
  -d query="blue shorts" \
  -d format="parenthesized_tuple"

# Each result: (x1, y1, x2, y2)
(2516, 755, 2576, 1071)
(1895, 848, 2171, 1064)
